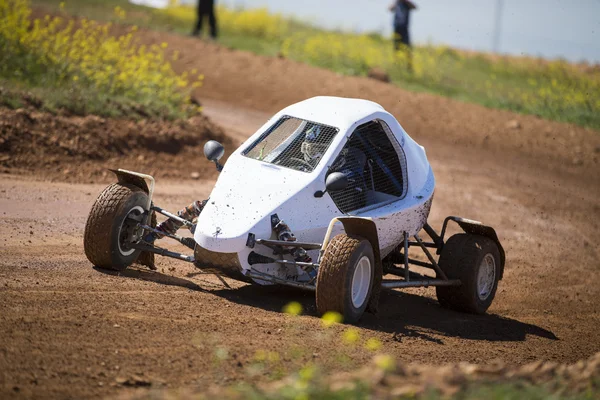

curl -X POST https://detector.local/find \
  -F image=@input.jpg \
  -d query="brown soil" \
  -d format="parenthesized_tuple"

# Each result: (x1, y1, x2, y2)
(0, 107, 231, 182)
(1, 22, 600, 400)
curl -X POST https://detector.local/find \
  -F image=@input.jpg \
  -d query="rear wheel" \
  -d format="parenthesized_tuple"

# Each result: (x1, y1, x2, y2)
(84, 183, 148, 271)
(316, 234, 374, 323)
(436, 233, 501, 314)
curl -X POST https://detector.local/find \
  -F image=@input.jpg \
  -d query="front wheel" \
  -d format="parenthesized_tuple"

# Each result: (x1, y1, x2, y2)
(84, 183, 148, 271)
(316, 234, 375, 323)
(436, 233, 501, 314)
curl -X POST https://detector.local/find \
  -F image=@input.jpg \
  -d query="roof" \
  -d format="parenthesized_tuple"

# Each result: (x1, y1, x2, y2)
(277, 96, 386, 130)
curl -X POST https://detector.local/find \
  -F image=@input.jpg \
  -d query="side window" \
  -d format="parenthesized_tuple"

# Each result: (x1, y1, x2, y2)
(328, 120, 407, 214)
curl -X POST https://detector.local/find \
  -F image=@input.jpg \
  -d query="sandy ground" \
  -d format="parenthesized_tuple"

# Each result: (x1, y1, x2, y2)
(1, 28, 600, 399)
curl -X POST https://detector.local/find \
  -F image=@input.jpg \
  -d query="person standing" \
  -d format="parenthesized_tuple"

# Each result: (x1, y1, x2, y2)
(192, 0, 218, 39)
(389, 0, 417, 70)
(390, 0, 417, 49)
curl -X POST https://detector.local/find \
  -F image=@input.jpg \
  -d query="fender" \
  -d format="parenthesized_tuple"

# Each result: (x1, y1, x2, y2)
(109, 169, 157, 269)
(321, 216, 382, 314)
(109, 169, 155, 208)
(440, 216, 506, 279)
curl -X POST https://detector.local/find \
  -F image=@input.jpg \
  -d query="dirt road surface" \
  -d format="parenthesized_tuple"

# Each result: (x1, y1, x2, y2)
(2, 29, 600, 399)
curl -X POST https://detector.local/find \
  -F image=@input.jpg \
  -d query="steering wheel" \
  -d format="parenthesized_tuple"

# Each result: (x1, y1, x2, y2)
(288, 157, 314, 170)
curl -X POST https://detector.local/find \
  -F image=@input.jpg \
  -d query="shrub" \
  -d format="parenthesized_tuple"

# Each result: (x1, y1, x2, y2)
(0, 0, 202, 118)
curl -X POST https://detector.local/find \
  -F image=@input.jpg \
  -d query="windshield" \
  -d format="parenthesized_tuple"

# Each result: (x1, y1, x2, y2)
(243, 116, 339, 173)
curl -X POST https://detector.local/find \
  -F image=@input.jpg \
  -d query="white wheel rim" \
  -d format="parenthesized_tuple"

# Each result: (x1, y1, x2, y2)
(477, 253, 496, 301)
(117, 206, 144, 257)
(351, 256, 372, 308)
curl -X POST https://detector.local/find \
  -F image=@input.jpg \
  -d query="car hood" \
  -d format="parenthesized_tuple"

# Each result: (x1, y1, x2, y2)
(194, 156, 314, 252)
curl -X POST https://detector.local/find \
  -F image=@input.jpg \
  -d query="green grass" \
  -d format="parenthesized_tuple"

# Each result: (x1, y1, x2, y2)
(28, 0, 600, 129)
(0, 80, 175, 118)
(0, 0, 200, 119)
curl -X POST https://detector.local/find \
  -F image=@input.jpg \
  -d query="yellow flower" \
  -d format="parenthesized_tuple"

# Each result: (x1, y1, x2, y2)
(321, 311, 342, 327)
(298, 364, 316, 382)
(365, 337, 382, 351)
(342, 327, 360, 344)
(283, 301, 303, 316)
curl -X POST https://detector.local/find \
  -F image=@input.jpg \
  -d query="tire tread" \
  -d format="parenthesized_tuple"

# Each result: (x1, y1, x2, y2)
(84, 183, 143, 270)
(436, 233, 499, 314)
(316, 234, 362, 317)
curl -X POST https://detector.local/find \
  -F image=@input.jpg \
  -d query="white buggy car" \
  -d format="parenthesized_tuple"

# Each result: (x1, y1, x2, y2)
(84, 97, 505, 323)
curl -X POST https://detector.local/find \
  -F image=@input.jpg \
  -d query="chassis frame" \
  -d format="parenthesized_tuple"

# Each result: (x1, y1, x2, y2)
(116, 169, 505, 293)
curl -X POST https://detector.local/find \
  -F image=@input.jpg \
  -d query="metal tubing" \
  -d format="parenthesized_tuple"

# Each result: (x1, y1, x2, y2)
(151, 205, 194, 228)
(408, 241, 438, 249)
(423, 223, 443, 248)
(382, 279, 461, 289)
(274, 259, 320, 269)
(398, 255, 437, 270)
(256, 239, 322, 250)
(321, 217, 341, 252)
(414, 234, 448, 280)
(131, 243, 195, 262)
(140, 224, 190, 245)
(439, 216, 458, 243)
(246, 269, 316, 291)
(403, 232, 409, 282)
(385, 265, 427, 281)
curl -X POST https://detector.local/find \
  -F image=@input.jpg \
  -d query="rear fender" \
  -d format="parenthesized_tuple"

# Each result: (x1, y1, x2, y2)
(321, 216, 382, 314)
(441, 216, 505, 279)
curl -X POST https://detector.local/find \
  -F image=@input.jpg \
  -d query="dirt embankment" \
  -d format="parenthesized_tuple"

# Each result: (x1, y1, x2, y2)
(0, 107, 231, 182)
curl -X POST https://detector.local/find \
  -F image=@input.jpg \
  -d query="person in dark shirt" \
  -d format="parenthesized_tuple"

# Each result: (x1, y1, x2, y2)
(389, 0, 417, 71)
(389, 0, 417, 50)
(192, 0, 218, 39)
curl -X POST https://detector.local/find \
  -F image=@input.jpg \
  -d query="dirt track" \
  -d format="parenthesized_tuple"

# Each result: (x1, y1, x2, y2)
(1, 28, 600, 399)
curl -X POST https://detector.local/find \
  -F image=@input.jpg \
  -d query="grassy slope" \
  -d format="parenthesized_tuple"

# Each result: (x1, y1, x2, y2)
(30, 0, 600, 130)
(1, 0, 200, 119)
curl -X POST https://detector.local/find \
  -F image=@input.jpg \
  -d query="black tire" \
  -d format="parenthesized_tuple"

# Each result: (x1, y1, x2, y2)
(435, 233, 501, 314)
(316, 234, 375, 323)
(84, 183, 148, 271)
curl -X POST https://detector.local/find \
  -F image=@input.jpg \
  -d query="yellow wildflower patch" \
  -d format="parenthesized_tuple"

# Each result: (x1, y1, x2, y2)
(0, 0, 203, 118)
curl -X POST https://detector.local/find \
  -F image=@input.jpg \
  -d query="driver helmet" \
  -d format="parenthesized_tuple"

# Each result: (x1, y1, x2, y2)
(300, 125, 328, 164)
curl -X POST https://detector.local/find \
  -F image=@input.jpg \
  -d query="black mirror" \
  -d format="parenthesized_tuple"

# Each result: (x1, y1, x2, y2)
(314, 172, 348, 198)
(326, 172, 348, 192)
(204, 140, 224, 162)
